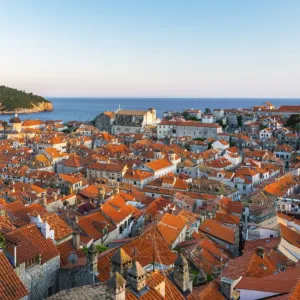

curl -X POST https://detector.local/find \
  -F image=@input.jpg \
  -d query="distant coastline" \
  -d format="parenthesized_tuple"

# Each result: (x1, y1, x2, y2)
(0, 97, 299, 123)
(0, 85, 53, 115)
(0, 105, 54, 115)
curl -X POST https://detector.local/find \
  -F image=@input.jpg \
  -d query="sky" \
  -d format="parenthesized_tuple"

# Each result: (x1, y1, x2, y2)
(0, 0, 300, 98)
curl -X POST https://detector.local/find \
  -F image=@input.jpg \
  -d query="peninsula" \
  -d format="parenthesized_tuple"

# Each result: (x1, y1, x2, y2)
(0, 85, 53, 114)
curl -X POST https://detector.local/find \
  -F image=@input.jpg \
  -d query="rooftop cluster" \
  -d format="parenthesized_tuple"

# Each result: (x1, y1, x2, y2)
(0, 102, 299, 300)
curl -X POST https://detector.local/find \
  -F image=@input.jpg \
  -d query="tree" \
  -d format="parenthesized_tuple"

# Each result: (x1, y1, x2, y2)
(217, 119, 226, 130)
(90, 118, 96, 126)
(204, 108, 211, 114)
(237, 115, 243, 127)
(82, 244, 108, 256)
(96, 244, 108, 253)
(0, 233, 5, 249)
(295, 123, 300, 134)
(2, 121, 8, 132)
(260, 124, 268, 130)
(0, 85, 50, 110)
(182, 111, 190, 120)
(285, 114, 300, 129)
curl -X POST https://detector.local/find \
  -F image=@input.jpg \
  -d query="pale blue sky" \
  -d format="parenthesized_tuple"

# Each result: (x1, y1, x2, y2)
(0, 0, 299, 97)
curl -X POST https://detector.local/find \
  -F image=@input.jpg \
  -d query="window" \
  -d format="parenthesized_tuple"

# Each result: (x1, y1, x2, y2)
(48, 285, 55, 297)
(25, 256, 38, 269)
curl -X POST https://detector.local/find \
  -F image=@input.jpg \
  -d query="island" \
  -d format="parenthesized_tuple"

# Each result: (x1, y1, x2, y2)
(0, 85, 53, 114)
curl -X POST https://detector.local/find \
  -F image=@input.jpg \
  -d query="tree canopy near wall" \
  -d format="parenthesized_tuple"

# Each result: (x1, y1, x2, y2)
(285, 114, 300, 129)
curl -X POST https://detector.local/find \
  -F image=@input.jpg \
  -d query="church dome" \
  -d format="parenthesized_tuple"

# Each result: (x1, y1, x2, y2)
(10, 113, 21, 124)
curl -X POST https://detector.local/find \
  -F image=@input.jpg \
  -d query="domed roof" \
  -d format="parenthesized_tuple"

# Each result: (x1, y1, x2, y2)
(169, 149, 175, 154)
(10, 113, 21, 124)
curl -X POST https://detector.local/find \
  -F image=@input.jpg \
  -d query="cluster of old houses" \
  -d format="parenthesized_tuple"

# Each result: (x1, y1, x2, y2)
(0, 103, 299, 300)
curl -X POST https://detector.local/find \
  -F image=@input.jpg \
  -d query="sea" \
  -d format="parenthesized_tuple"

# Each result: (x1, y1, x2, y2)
(0, 98, 299, 123)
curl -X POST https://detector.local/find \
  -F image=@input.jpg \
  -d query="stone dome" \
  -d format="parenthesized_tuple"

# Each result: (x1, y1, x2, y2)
(10, 113, 21, 124)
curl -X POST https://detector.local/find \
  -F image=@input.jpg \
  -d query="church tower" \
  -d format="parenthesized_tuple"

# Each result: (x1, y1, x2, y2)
(173, 253, 191, 293)
(107, 272, 126, 300)
(127, 260, 146, 292)
(111, 248, 132, 278)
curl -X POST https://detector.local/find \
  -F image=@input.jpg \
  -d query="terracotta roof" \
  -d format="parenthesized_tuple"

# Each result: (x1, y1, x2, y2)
(157, 213, 187, 246)
(189, 281, 225, 300)
(0, 215, 16, 234)
(0, 251, 29, 300)
(61, 154, 90, 168)
(147, 271, 185, 300)
(280, 223, 300, 248)
(206, 157, 232, 169)
(56, 239, 86, 267)
(77, 211, 115, 240)
(264, 174, 299, 197)
(42, 213, 73, 241)
(88, 162, 126, 172)
(235, 267, 300, 294)
(116, 110, 147, 116)
(59, 173, 82, 185)
(97, 226, 177, 282)
(159, 120, 221, 128)
(199, 219, 235, 244)
(5, 224, 59, 264)
(123, 170, 153, 181)
(245, 252, 276, 278)
(145, 159, 173, 171)
(10, 203, 47, 223)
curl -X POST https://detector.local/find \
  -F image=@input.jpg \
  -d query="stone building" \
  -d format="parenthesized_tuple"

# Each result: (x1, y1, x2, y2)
(4, 224, 60, 299)
(48, 248, 193, 300)
(172, 254, 193, 294)
(112, 108, 157, 134)
(157, 120, 222, 139)
(95, 111, 115, 133)
(10, 113, 22, 133)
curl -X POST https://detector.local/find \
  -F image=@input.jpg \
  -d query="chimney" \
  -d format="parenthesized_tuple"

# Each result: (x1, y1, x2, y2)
(0, 205, 6, 217)
(113, 182, 119, 195)
(53, 192, 58, 202)
(13, 245, 17, 268)
(256, 246, 265, 258)
(72, 231, 80, 250)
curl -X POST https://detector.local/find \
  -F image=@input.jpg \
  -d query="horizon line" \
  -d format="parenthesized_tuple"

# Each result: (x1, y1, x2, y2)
(46, 96, 300, 100)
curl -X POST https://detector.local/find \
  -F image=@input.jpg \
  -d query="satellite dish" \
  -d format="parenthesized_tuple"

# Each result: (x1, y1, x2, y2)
(68, 252, 78, 264)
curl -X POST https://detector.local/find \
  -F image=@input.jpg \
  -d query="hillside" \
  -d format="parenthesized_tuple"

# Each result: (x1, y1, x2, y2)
(0, 86, 53, 113)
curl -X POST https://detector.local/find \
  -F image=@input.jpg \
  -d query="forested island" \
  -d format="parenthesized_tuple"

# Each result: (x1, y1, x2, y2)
(0, 86, 53, 114)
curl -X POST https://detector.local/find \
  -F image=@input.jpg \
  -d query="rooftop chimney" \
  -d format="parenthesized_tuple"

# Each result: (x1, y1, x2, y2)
(72, 230, 80, 250)
(256, 246, 265, 258)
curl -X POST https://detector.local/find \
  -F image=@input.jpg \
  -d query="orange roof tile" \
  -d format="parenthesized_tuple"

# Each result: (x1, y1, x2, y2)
(42, 213, 73, 241)
(56, 239, 86, 267)
(5, 224, 59, 264)
(0, 252, 29, 300)
(77, 211, 115, 240)
(199, 219, 235, 244)
(157, 213, 187, 246)
(101, 196, 134, 224)
(97, 226, 177, 282)
(145, 158, 173, 171)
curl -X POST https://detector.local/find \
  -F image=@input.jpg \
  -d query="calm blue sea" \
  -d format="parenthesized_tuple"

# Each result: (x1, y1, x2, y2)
(1, 98, 299, 123)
